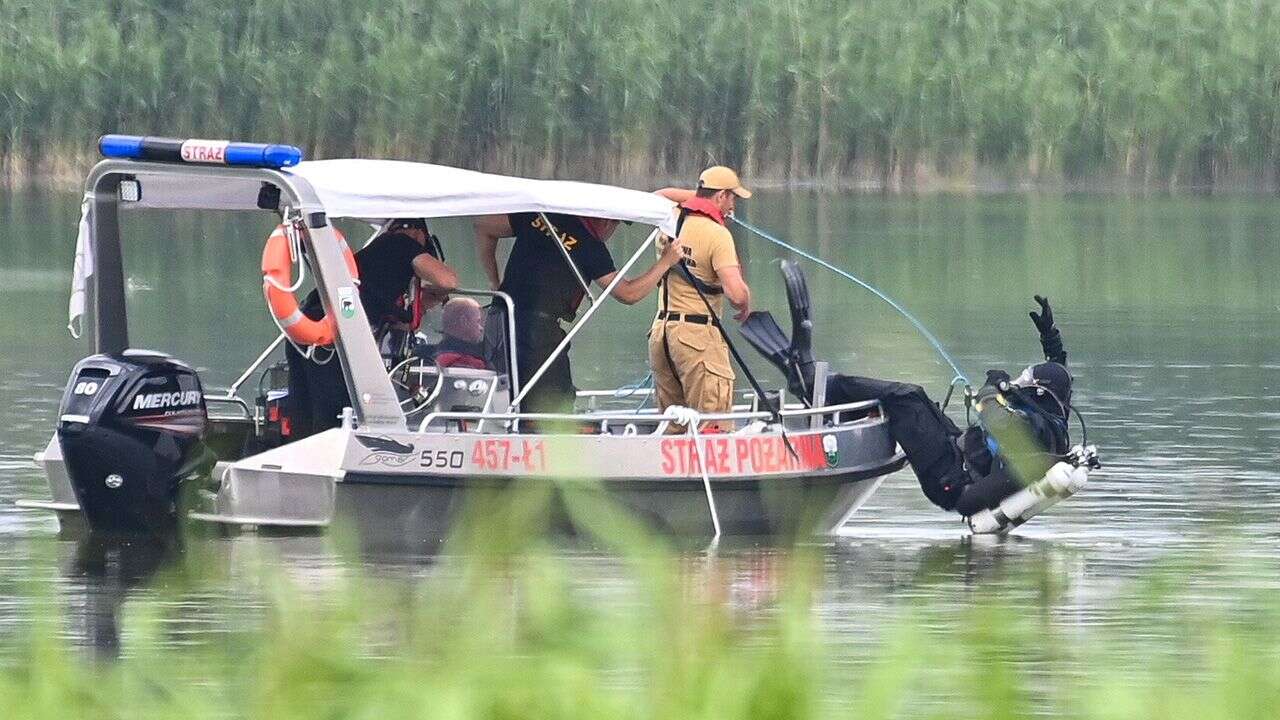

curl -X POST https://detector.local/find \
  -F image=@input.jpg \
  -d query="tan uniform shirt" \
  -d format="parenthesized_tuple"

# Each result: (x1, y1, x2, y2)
(658, 214, 739, 316)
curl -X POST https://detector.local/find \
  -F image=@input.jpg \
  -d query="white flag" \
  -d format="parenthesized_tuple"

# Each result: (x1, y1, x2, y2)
(67, 195, 94, 339)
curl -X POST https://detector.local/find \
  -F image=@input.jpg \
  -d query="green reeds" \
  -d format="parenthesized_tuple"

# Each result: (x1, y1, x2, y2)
(3, 1, 1280, 185)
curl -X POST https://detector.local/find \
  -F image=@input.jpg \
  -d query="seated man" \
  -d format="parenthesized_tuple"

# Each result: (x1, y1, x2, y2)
(740, 261, 1088, 520)
(415, 297, 488, 370)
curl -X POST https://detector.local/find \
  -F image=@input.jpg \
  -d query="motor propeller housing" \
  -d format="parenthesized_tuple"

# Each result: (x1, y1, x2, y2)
(57, 351, 213, 536)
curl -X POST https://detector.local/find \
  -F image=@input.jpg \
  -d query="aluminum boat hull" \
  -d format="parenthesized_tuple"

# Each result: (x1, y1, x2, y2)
(28, 409, 905, 539)
(336, 455, 903, 545)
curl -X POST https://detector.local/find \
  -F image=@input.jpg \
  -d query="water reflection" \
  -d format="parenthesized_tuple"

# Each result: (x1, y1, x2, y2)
(65, 535, 182, 660)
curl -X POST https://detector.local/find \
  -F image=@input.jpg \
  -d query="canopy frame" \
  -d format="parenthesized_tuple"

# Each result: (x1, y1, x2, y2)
(74, 158, 677, 432)
(82, 160, 398, 430)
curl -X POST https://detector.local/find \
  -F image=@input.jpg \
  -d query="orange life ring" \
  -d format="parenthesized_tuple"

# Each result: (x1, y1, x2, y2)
(262, 224, 359, 346)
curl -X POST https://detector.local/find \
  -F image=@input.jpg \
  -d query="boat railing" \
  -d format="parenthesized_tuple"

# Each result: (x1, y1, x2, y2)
(417, 398, 882, 435)
(205, 394, 254, 422)
(574, 387, 784, 413)
(577, 401, 808, 417)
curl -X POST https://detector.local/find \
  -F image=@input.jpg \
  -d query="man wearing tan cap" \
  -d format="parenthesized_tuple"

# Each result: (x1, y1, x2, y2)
(648, 166, 754, 432)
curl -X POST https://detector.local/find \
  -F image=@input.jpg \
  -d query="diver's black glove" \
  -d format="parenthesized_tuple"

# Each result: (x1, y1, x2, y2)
(1029, 295, 1055, 334)
(1029, 295, 1067, 365)
(984, 369, 1011, 390)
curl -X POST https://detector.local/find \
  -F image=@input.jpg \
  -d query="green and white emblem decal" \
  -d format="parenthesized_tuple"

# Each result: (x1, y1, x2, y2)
(822, 434, 839, 467)
(338, 286, 357, 319)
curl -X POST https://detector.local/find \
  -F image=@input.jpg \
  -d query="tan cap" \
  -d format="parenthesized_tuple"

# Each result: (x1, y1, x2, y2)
(698, 166, 752, 198)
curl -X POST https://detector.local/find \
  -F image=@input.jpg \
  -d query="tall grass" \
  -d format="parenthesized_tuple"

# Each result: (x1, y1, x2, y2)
(3, 0, 1280, 189)
(3, 485, 1280, 719)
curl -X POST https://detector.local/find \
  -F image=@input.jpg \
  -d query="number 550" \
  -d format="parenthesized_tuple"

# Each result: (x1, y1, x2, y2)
(421, 450, 463, 469)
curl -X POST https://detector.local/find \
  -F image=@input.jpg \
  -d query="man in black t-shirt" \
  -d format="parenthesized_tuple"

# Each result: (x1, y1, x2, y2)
(286, 219, 457, 438)
(475, 212, 682, 415)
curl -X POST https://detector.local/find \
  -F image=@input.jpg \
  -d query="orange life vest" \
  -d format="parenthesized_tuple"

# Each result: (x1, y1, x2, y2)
(678, 196, 726, 225)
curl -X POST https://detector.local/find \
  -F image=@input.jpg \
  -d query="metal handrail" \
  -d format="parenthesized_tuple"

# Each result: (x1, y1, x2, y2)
(205, 395, 253, 421)
(577, 387, 783, 416)
(576, 388, 656, 397)
(224, 333, 287, 399)
(418, 398, 882, 433)
(581, 408, 807, 421)
(575, 387, 769, 403)
(510, 229, 661, 414)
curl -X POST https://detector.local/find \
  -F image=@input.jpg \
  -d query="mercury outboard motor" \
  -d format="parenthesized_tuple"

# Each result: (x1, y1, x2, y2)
(57, 351, 213, 536)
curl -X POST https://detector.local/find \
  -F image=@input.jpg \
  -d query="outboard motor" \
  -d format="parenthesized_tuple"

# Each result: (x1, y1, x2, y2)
(57, 351, 213, 536)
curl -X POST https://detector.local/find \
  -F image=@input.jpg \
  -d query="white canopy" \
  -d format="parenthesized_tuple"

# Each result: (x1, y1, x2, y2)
(110, 158, 679, 234)
(69, 158, 680, 336)
(291, 160, 679, 233)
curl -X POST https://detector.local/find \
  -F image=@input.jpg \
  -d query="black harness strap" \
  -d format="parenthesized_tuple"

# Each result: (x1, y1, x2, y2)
(658, 209, 690, 399)
(429, 232, 446, 262)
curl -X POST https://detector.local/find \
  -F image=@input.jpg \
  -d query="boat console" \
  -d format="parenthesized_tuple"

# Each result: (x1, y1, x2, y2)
(391, 359, 511, 430)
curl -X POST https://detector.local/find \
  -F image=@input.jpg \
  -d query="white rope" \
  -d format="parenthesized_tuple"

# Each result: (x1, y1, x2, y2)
(309, 343, 337, 365)
(263, 270, 307, 294)
(263, 224, 309, 294)
(664, 405, 721, 538)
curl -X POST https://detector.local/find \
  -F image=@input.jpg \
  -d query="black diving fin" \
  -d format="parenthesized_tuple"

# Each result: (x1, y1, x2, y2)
(739, 311, 793, 374)
(737, 260, 819, 400)
(780, 260, 818, 398)
(781, 260, 815, 368)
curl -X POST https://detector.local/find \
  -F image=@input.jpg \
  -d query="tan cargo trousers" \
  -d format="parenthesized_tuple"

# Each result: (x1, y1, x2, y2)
(648, 319, 735, 431)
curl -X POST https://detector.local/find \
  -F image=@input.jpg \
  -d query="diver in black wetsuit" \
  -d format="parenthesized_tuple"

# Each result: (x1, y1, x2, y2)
(739, 261, 1075, 518)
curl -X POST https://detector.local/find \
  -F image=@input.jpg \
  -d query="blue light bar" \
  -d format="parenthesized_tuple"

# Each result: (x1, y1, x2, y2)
(224, 143, 303, 168)
(98, 135, 303, 169)
(99, 135, 144, 159)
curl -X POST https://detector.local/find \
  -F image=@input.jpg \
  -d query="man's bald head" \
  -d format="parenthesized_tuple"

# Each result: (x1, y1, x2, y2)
(442, 297, 484, 344)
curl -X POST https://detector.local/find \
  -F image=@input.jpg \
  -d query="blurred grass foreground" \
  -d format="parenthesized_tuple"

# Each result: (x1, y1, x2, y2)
(2, 484, 1279, 719)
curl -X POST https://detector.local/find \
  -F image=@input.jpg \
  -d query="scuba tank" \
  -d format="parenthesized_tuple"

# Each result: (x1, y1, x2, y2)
(967, 445, 1097, 534)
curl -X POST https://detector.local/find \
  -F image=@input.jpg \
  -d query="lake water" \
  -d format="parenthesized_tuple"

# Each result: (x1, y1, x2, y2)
(1, 188, 1278, 699)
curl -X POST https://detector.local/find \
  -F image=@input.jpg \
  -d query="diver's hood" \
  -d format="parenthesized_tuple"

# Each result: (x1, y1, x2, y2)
(1012, 361, 1072, 415)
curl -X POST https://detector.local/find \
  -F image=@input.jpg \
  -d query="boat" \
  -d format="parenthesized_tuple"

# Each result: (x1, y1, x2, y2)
(17, 136, 907, 541)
